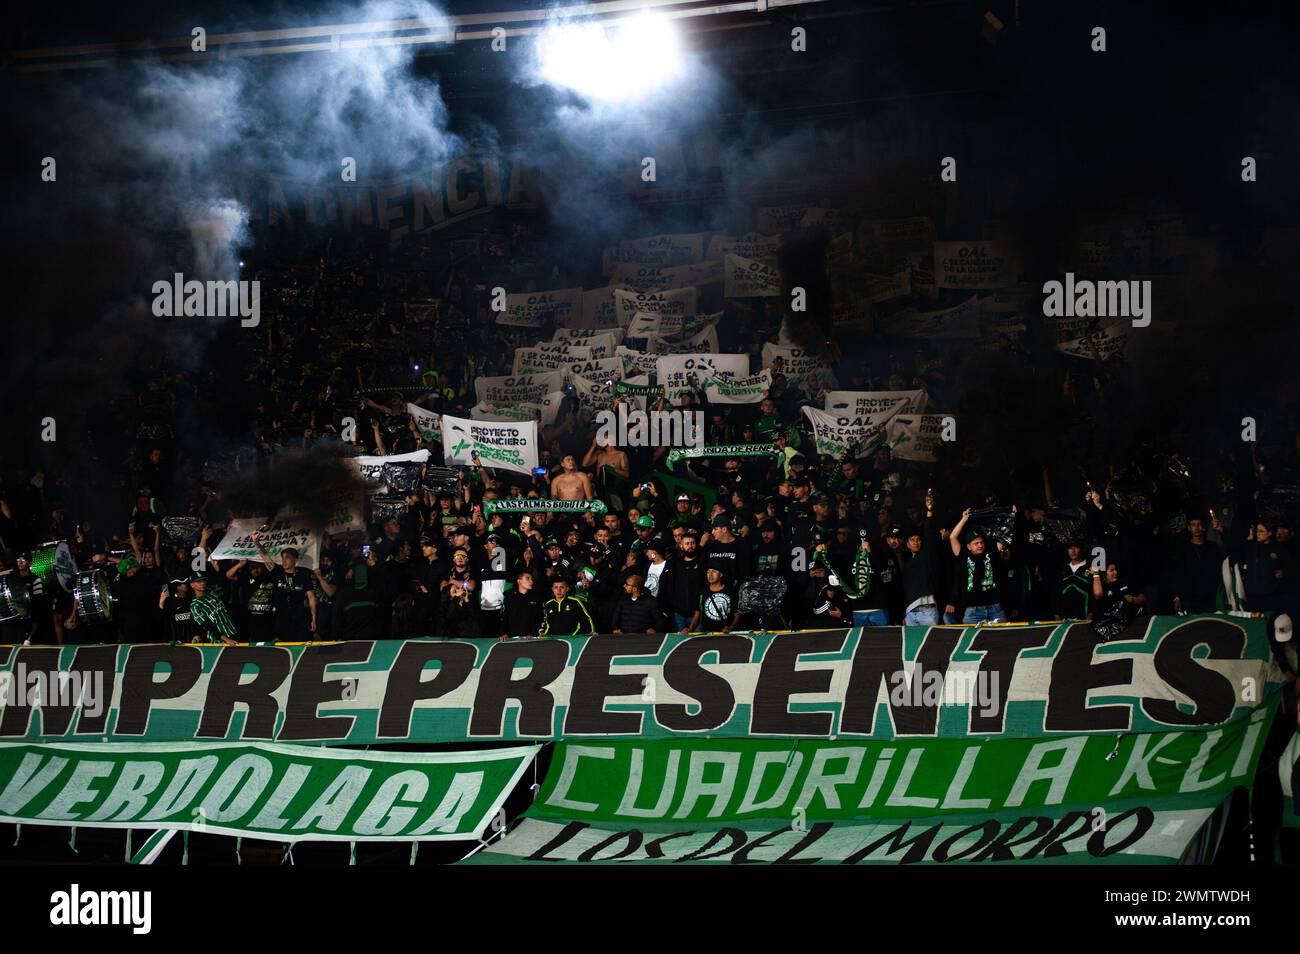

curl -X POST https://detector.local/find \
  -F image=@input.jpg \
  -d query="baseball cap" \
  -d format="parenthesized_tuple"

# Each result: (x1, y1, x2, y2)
(886, 526, 904, 538)
(545, 537, 560, 547)
(1276, 613, 1293, 644)
(705, 559, 727, 573)
(676, 492, 691, 502)
(812, 493, 830, 505)
(710, 513, 731, 528)
(486, 533, 502, 544)
(635, 515, 655, 529)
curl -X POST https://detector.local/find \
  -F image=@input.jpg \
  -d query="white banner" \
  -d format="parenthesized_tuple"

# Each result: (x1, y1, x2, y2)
(655, 353, 749, 400)
(880, 295, 981, 339)
(497, 287, 583, 328)
(703, 369, 772, 405)
(470, 394, 562, 428)
(934, 241, 1017, 289)
(609, 261, 721, 292)
(579, 286, 621, 330)
(724, 253, 782, 298)
(211, 516, 322, 570)
(1056, 322, 1129, 362)
(626, 310, 720, 340)
(756, 204, 815, 234)
(569, 371, 616, 415)
(564, 354, 624, 382)
(475, 371, 566, 405)
(823, 389, 927, 418)
(864, 216, 936, 252)
(761, 341, 836, 394)
(553, 327, 625, 346)
(801, 405, 889, 460)
(647, 325, 720, 355)
(441, 415, 539, 475)
(887, 414, 950, 463)
(616, 345, 661, 377)
(614, 286, 698, 325)
(512, 347, 586, 376)
(407, 403, 441, 443)
(604, 233, 707, 272)
(706, 232, 780, 264)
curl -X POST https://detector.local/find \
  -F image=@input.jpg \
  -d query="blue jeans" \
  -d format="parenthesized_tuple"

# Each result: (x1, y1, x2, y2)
(962, 603, 1007, 624)
(853, 609, 890, 627)
(674, 612, 694, 633)
(905, 605, 939, 626)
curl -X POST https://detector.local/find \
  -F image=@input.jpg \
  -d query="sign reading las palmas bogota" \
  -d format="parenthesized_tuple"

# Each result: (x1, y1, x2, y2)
(0, 617, 1279, 744)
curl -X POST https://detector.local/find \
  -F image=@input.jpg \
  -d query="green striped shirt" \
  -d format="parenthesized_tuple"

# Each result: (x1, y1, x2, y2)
(189, 593, 238, 642)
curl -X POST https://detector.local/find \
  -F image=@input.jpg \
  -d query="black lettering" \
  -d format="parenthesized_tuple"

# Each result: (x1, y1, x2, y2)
(968, 626, 1055, 733)
(774, 821, 834, 863)
(1044, 623, 1132, 732)
(731, 825, 795, 864)
(0, 647, 58, 736)
(197, 646, 293, 739)
(752, 631, 847, 736)
(469, 639, 571, 737)
(1087, 806, 1154, 857)
(644, 831, 697, 860)
(116, 645, 204, 736)
(841, 820, 941, 865)
(279, 642, 371, 741)
(578, 828, 644, 862)
(969, 816, 1056, 861)
(1142, 619, 1243, 726)
(1020, 810, 1091, 859)
(656, 635, 749, 732)
(39, 645, 118, 736)
(527, 820, 588, 860)
(563, 635, 664, 735)
(842, 627, 960, 735)
(378, 641, 477, 737)
(931, 819, 1001, 862)
(674, 828, 747, 862)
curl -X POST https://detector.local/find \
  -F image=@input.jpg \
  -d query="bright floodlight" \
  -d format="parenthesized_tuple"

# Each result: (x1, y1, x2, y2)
(536, 13, 684, 102)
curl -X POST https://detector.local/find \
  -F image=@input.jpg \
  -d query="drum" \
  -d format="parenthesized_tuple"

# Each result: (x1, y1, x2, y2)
(72, 570, 113, 624)
(0, 573, 30, 620)
(31, 541, 78, 593)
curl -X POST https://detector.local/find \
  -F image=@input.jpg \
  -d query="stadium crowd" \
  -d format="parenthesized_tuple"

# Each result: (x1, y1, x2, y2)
(0, 217, 1296, 689)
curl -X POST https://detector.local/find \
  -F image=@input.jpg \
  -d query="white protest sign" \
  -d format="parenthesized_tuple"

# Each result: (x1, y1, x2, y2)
(441, 415, 539, 475)
(706, 232, 780, 264)
(564, 354, 623, 382)
(801, 405, 889, 460)
(475, 371, 566, 405)
(579, 286, 621, 330)
(647, 325, 720, 355)
(1056, 322, 1129, 362)
(407, 403, 441, 443)
(497, 287, 583, 328)
(724, 253, 782, 298)
(609, 261, 721, 292)
(614, 287, 698, 325)
(604, 233, 707, 272)
(655, 353, 749, 400)
(761, 341, 836, 394)
(513, 347, 587, 376)
(934, 241, 1017, 289)
(824, 389, 927, 418)
(880, 295, 981, 339)
(617, 345, 661, 377)
(703, 369, 772, 405)
(211, 517, 322, 570)
(887, 414, 951, 463)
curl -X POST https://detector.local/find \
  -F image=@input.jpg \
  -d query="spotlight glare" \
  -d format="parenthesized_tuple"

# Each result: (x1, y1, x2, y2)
(537, 13, 683, 102)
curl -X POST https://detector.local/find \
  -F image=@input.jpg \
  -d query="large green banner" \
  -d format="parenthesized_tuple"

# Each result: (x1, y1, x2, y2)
(469, 701, 1275, 864)
(0, 616, 1280, 744)
(0, 741, 536, 842)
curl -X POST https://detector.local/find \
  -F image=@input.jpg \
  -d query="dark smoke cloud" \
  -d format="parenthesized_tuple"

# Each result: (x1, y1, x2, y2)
(220, 442, 366, 527)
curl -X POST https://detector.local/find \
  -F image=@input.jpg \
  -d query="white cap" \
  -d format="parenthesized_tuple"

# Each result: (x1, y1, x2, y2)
(1275, 613, 1293, 644)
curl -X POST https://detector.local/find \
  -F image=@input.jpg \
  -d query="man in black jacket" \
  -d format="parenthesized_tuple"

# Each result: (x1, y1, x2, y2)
(611, 573, 663, 634)
(1168, 514, 1224, 614)
(540, 578, 595, 636)
(502, 569, 543, 638)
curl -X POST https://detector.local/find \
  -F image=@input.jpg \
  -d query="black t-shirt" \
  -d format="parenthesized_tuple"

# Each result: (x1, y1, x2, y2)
(271, 566, 314, 626)
(163, 594, 200, 642)
(706, 537, 752, 581)
(699, 585, 737, 632)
